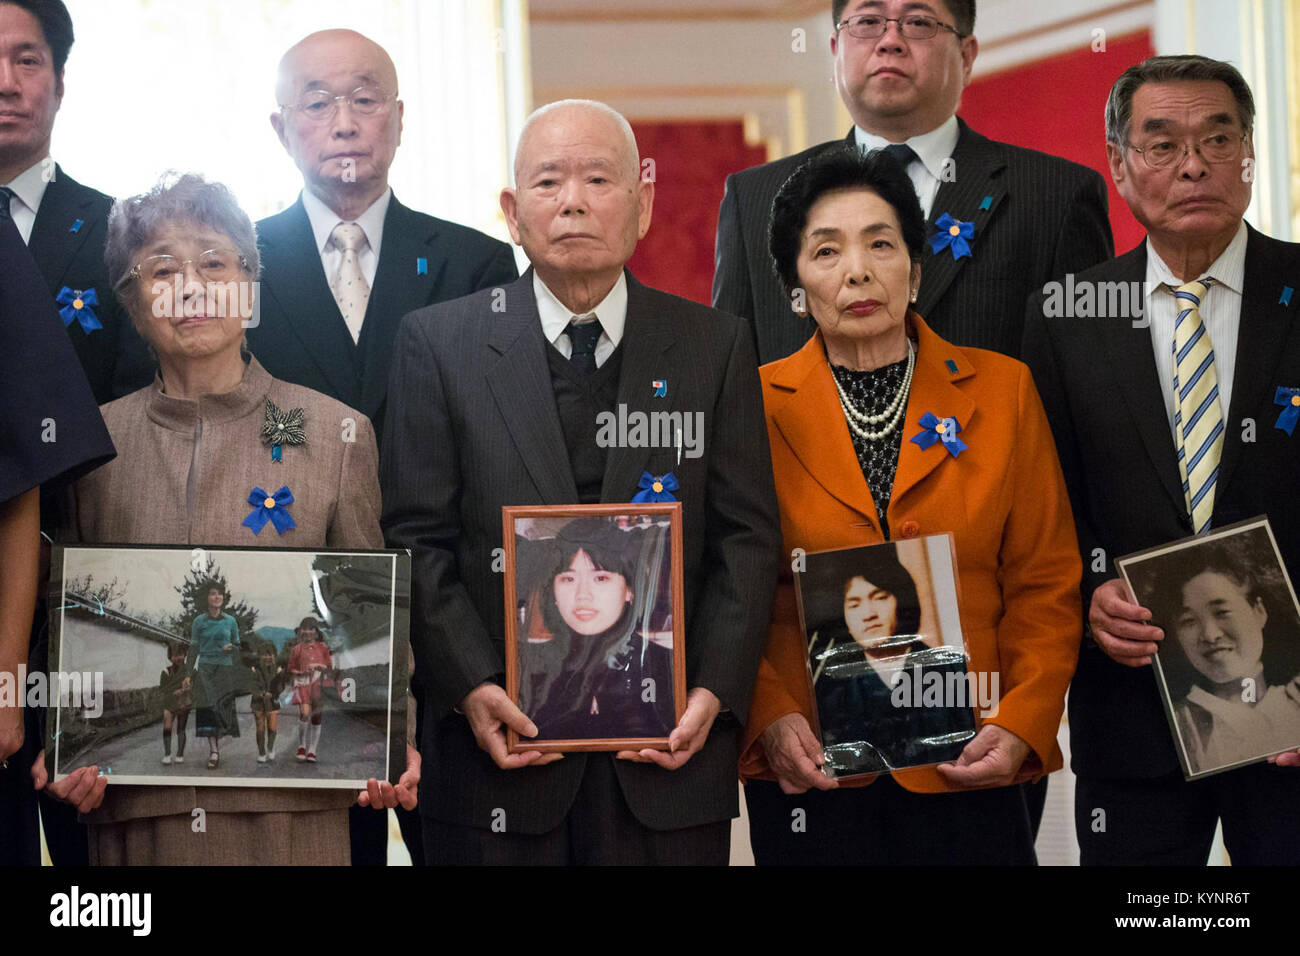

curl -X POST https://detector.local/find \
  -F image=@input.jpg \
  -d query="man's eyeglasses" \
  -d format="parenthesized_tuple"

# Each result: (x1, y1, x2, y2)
(837, 13, 966, 40)
(1125, 131, 1249, 169)
(121, 248, 250, 286)
(279, 86, 392, 123)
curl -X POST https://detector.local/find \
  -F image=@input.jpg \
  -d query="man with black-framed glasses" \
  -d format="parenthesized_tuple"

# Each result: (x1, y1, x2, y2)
(713, 0, 1113, 366)
(248, 28, 518, 867)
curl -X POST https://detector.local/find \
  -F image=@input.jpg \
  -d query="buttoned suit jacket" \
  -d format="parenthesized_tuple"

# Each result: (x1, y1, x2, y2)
(248, 194, 518, 438)
(25, 166, 153, 402)
(740, 318, 1082, 793)
(381, 269, 782, 834)
(713, 120, 1115, 363)
(1022, 225, 1300, 779)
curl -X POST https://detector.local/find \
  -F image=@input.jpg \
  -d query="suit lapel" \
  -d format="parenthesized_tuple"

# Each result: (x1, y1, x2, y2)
(601, 273, 676, 503)
(1094, 244, 1189, 514)
(485, 272, 579, 503)
(889, 319, 976, 506)
(1219, 225, 1299, 499)
(357, 196, 441, 418)
(27, 167, 99, 290)
(770, 332, 877, 521)
(259, 199, 359, 402)
(916, 121, 1008, 317)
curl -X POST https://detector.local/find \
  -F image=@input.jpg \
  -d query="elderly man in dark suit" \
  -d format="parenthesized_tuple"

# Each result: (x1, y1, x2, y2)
(714, 0, 1114, 363)
(382, 99, 781, 864)
(0, 0, 151, 403)
(249, 29, 517, 865)
(1024, 55, 1300, 865)
(248, 29, 518, 442)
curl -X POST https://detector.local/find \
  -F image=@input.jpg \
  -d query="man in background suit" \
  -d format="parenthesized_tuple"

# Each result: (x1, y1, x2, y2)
(249, 29, 518, 442)
(1024, 55, 1300, 865)
(249, 30, 517, 865)
(713, 0, 1113, 363)
(382, 100, 781, 864)
(0, 0, 150, 868)
(0, 0, 150, 403)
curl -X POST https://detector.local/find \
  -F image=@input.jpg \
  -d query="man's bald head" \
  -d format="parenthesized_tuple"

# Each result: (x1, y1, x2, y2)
(513, 99, 640, 184)
(270, 29, 404, 219)
(274, 29, 398, 107)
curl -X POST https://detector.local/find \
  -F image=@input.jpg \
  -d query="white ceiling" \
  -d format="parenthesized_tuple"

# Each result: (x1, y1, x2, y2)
(530, 0, 828, 21)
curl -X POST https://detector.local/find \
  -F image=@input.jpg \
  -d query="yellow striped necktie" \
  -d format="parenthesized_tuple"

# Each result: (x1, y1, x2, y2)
(1171, 278, 1223, 535)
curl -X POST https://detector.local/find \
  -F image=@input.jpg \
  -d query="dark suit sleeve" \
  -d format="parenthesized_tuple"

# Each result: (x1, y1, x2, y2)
(1021, 296, 1109, 617)
(1049, 169, 1114, 283)
(110, 311, 156, 399)
(380, 315, 502, 717)
(689, 318, 782, 721)
(472, 243, 520, 293)
(711, 176, 760, 357)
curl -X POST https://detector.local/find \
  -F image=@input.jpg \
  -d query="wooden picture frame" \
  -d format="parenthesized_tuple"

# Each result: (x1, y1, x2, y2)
(503, 503, 686, 753)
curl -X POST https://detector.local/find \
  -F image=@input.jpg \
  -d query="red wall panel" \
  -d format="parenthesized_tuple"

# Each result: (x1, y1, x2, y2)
(628, 121, 768, 304)
(958, 30, 1155, 255)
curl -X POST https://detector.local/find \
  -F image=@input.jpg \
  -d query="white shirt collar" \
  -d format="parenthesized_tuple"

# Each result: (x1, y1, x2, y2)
(854, 115, 960, 181)
(1145, 220, 1248, 298)
(533, 270, 628, 348)
(300, 186, 392, 257)
(3, 157, 53, 217)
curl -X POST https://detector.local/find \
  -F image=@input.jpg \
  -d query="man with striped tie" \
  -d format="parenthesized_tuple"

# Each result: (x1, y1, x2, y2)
(1024, 55, 1300, 865)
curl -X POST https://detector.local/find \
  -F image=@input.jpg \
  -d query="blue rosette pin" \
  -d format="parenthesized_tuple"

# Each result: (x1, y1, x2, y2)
(910, 412, 967, 457)
(633, 471, 678, 503)
(242, 486, 297, 535)
(1274, 387, 1300, 436)
(928, 213, 974, 261)
(56, 287, 102, 332)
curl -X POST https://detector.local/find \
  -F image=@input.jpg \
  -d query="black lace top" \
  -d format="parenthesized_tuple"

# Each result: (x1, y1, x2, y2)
(829, 352, 911, 536)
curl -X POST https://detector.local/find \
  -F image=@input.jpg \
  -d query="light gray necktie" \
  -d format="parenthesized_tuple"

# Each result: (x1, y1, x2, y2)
(328, 222, 370, 343)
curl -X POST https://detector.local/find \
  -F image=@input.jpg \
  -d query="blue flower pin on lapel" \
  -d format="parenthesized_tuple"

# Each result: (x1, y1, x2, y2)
(243, 486, 296, 535)
(928, 213, 974, 261)
(1274, 387, 1300, 436)
(56, 287, 102, 333)
(633, 471, 678, 503)
(261, 399, 306, 462)
(910, 412, 967, 457)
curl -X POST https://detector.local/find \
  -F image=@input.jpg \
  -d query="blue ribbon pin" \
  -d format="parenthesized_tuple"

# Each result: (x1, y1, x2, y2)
(1274, 387, 1300, 435)
(928, 214, 974, 261)
(652, 379, 667, 397)
(632, 471, 678, 503)
(910, 412, 967, 457)
(70, 219, 84, 233)
(56, 287, 102, 332)
(242, 486, 297, 535)
(416, 257, 428, 276)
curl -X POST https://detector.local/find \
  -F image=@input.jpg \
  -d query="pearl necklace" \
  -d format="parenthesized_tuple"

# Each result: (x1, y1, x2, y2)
(831, 340, 916, 442)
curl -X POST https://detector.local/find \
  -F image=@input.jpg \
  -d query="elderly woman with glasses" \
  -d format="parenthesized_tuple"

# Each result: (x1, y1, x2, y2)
(35, 173, 417, 865)
(739, 146, 1083, 865)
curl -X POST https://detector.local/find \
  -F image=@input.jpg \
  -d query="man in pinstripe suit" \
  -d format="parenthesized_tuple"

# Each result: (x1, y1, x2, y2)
(713, 0, 1114, 364)
(381, 100, 782, 864)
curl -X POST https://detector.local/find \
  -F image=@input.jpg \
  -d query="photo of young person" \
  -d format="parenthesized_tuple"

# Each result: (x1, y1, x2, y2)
(1121, 520, 1300, 778)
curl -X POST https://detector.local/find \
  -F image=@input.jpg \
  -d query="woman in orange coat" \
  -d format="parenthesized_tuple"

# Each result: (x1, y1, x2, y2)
(741, 146, 1082, 865)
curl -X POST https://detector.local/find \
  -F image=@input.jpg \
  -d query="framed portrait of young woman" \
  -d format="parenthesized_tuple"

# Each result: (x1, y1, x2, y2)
(1117, 517, 1300, 780)
(502, 503, 686, 753)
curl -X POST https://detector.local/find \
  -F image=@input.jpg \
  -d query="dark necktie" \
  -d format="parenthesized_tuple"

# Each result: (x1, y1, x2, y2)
(0, 186, 14, 222)
(881, 143, 919, 169)
(565, 317, 603, 377)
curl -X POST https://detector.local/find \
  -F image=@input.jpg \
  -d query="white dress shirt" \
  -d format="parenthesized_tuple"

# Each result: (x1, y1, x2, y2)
(1144, 220, 1246, 444)
(534, 270, 628, 369)
(855, 115, 960, 220)
(2, 157, 53, 244)
(300, 186, 391, 290)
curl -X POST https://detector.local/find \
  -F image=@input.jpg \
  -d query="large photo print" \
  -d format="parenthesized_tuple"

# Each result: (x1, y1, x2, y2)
(795, 535, 976, 779)
(1117, 518, 1300, 779)
(503, 504, 686, 753)
(46, 546, 410, 788)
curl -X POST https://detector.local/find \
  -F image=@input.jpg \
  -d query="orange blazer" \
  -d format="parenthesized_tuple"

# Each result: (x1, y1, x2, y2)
(741, 316, 1082, 793)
